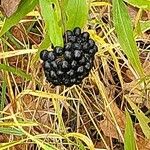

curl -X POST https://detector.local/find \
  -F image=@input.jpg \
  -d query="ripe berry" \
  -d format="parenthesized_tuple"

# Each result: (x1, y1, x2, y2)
(73, 50, 82, 60)
(61, 60, 69, 70)
(40, 27, 97, 87)
(49, 70, 57, 78)
(44, 61, 51, 69)
(40, 50, 48, 61)
(72, 43, 81, 50)
(79, 56, 86, 64)
(67, 69, 75, 76)
(50, 61, 57, 69)
(54, 46, 63, 56)
(57, 70, 64, 76)
(82, 42, 89, 51)
(47, 51, 56, 61)
(88, 39, 95, 48)
(68, 35, 76, 42)
(71, 60, 78, 69)
(85, 62, 92, 71)
(73, 27, 81, 36)
(65, 30, 73, 36)
(64, 42, 72, 50)
(70, 78, 77, 84)
(64, 51, 72, 60)
(82, 32, 90, 40)
(77, 66, 84, 74)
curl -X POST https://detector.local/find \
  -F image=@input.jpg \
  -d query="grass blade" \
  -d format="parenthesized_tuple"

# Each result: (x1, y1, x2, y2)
(124, 0, 150, 10)
(0, 0, 38, 37)
(112, 0, 144, 78)
(124, 110, 136, 150)
(127, 98, 150, 139)
(0, 127, 24, 136)
(0, 80, 6, 112)
(0, 64, 32, 81)
(66, 133, 94, 150)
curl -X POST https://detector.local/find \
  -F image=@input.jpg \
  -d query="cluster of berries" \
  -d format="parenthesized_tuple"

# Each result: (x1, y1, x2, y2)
(40, 27, 98, 87)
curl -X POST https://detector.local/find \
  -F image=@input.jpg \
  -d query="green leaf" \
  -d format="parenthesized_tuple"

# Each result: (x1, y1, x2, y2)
(134, 20, 150, 37)
(64, 0, 88, 30)
(0, 140, 26, 150)
(39, 0, 63, 47)
(113, 0, 144, 78)
(127, 98, 150, 139)
(140, 20, 150, 33)
(0, 0, 38, 37)
(0, 80, 6, 112)
(0, 127, 24, 136)
(124, 110, 136, 150)
(0, 64, 32, 81)
(124, 0, 150, 10)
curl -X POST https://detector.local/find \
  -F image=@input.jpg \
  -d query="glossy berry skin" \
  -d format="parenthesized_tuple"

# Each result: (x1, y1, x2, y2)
(64, 51, 72, 60)
(40, 27, 98, 87)
(82, 32, 90, 40)
(54, 46, 63, 56)
(73, 50, 82, 60)
(73, 27, 81, 36)
(40, 50, 48, 61)
(47, 51, 56, 61)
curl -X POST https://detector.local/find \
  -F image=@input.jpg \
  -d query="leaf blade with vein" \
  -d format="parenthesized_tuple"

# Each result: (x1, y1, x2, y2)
(0, 64, 32, 81)
(113, 0, 144, 78)
(0, 0, 38, 37)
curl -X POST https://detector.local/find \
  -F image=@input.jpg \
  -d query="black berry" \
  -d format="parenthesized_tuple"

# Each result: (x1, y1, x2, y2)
(40, 50, 48, 61)
(40, 27, 98, 87)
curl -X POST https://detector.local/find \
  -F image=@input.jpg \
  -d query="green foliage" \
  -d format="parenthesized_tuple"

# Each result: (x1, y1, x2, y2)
(0, 80, 6, 113)
(124, 110, 136, 150)
(64, 0, 88, 30)
(127, 98, 150, 139)
(0, 64, 32, 81)
(113, 0, 144, 78)
(0, 0, 38, 37)
(39, 0, 63, 47)
(0, 127, 24, 136)
(124, 0, 150, 10)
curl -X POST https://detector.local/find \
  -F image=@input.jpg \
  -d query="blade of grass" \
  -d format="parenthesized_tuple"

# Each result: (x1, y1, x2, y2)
(0, 127, 24, 136)
(0, 0, 38, 37)
(0, 139, 27, 150)
(126, 97, 150, 139)
(0, 64, 32, 81)
(124, 0, 150, 10)
(124, 110, 136, 150)
(113, 0, 144, 78)
(16, 90, 71, 100)
(0, 80, 6, 113)
(0, 49, 37, 59)
(65, 133, 94, 150)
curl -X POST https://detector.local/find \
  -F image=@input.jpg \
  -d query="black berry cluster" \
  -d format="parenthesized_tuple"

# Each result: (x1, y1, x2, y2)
(40, 27, 98, 87)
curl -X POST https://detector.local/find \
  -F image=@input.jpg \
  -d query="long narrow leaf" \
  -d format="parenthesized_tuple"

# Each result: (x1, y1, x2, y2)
(127, 98, 150, 139)
(124, 0, 150, 10)
(64, 0, 88, 30)
(0, 0, 38, 37)
(0, 64, 32, 81)
(39, 0, 63, 47)
(124, 110, 136, 150)
(113, 0, 144, 78)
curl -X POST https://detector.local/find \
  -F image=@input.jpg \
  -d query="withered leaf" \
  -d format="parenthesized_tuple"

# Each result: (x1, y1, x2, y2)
(0, 0, 21, 17)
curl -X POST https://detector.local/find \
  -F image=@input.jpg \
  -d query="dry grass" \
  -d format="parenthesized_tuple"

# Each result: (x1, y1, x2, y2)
(0, 1, 150, 150)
